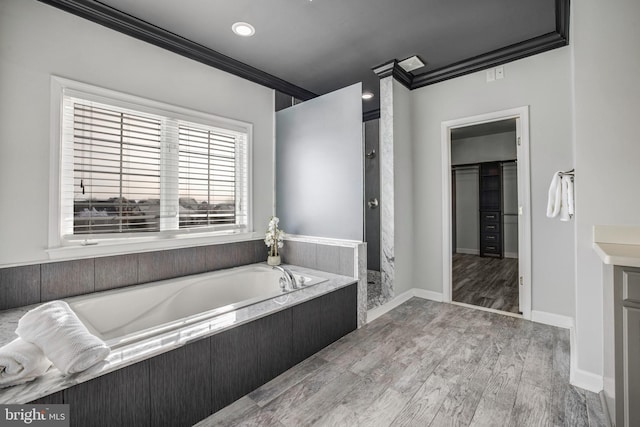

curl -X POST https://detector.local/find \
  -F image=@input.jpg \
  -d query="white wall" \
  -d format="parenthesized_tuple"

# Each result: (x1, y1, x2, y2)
(393, 80, 414, 296)
(411, 47, 575, 317)
(572, 0, 640, 381)
(0, 0, 275, 266)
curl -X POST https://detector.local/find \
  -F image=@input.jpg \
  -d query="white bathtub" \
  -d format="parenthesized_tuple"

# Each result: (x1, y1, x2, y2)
(66, 264, 326, 348)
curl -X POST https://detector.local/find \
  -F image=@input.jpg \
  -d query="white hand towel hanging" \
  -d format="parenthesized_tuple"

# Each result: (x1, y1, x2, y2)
(560, 175, 574, 221)
(566, 175, 575, 217)
(0, 338, 52, 388)
(16, 301, 110, 375)
(546, 172, 562, 218)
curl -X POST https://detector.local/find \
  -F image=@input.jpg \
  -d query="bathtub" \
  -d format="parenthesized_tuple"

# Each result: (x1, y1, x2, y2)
(66, 264, 326, 348)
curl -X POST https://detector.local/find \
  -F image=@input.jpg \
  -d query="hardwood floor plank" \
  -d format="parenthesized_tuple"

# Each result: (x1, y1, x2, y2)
(194, 396, 258, 427)
(258, 363, 346, 423)
(452, 254, 520, 314)
(521, 324, 555, 390)
(508, 382, 550, 427)
(311, 404, 359, 427)
(195, 299, 608, 427)
(248, 355, 327, 407)
(356, 388, 410, 427)
(468, 394, 515, 427)
(429, 344, 501, 427)
(391, 372, 454, 427)
(277, 371, 361, 427)
(585, 390, 611, 427)
(480, 353, 524, 404)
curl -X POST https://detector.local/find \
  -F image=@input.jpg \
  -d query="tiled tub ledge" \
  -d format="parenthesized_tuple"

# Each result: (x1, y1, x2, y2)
(0, 264, 357, 404)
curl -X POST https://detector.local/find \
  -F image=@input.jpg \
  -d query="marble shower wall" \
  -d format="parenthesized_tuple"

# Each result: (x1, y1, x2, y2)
(379, 76, 395, 304)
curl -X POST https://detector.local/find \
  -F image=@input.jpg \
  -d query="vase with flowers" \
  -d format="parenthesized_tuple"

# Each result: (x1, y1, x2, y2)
(264, 216, 285, 266)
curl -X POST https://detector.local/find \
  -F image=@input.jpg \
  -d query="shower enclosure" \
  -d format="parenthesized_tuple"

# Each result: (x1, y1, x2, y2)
(364, 118, 382, 309)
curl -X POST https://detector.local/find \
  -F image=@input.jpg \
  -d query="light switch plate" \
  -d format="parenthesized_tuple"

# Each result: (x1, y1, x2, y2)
(486, 69, 496, 82)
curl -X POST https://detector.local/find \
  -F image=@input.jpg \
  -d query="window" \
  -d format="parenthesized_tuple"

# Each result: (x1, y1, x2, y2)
(55, 81, 251, 245)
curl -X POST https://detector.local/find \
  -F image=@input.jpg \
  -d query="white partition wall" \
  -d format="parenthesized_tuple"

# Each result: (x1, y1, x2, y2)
(276, 84, 363, 241)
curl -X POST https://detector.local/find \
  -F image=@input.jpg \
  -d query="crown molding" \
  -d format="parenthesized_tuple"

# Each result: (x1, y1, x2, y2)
(379, 0, 570, 90)
(411, 31, 567, 88)
(36, 0, 317, 101)
(372, 60, 413, 90)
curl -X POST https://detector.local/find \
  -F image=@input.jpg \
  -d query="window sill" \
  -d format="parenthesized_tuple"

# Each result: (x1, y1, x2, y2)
(46, 230, 262, 262)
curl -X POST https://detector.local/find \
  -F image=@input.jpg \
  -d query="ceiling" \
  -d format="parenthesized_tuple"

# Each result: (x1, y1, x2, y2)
(92, 0, 557, 113)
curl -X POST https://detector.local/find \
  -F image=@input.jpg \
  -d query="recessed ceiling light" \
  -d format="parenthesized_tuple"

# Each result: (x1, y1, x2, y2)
(232, 22, 255, 37)
(362, 92, 374, 100)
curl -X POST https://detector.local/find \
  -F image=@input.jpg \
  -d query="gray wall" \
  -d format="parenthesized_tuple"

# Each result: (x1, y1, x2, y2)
(411, 46, 575, 318)
(454, 168, 479, 253)
(364, 119, 380, 271)
(276, 84, 363, 241)
(0, 0, 275, 267)
(573, 0, 640, 380)
(502, 163, 518, 256)
(454, 164, 518, 256)
(451, 131, 517, 165)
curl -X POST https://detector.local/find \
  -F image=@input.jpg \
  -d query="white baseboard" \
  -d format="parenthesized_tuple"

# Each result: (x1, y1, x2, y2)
(367, 288, 444, 323)
(455, 248, 479, 255)
(504, 252, 518, 259)
(571, 365, 604, 392)
(413, 288, 444, 302)
(568, 325, 603, 393)
(531, 310, 574, 329)
(367, 290, 414, 322)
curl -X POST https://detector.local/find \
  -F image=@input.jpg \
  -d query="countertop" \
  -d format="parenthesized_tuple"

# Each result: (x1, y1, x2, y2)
(0, 265, 357, 404)
(593, 225, 640, 267)
(593, 242, 640, 268)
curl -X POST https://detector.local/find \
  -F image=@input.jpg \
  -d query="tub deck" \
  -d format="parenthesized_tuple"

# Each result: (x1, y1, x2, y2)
(0, 264, 356, 404)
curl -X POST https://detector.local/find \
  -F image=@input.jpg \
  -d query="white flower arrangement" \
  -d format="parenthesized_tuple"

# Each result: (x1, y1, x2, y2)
(264, 216, 285, 257)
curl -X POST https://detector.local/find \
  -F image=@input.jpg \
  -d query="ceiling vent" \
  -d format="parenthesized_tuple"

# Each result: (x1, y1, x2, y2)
(398, 56, 425, 73)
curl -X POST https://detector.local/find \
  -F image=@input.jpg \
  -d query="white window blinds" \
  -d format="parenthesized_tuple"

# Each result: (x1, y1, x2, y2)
(60, 93, 249, 240)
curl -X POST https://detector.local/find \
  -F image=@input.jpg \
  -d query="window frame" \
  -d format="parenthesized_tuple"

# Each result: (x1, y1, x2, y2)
(48, 76, 254, 257)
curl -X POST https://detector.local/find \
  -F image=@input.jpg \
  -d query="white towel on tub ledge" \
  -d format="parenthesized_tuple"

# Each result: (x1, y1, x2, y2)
(0, 338, 52, 388)
(16, 301, 110, 375)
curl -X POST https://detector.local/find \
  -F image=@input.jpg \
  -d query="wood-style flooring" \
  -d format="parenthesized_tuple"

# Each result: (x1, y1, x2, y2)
(195, 298, 609, 427)
(453, 253, 520, 314)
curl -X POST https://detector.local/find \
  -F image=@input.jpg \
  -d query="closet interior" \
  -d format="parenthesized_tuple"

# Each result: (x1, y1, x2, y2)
(450, 119, 520, 314)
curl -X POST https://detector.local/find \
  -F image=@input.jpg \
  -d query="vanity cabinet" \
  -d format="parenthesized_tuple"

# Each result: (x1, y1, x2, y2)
(613, 266, 640, 427)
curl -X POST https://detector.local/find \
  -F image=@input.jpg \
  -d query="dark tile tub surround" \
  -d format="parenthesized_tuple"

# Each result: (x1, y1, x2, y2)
(0, 239, 267, 311)
(0, 239, 356, 312)
(280, 241, 354, 277)
(0, 265, 40, 310)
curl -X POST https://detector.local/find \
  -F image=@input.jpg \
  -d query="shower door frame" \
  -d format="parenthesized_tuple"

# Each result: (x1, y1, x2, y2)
(440, 106, 532, 320)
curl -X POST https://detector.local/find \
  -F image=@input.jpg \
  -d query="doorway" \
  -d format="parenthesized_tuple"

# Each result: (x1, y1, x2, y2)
(441, 107, 532, 319)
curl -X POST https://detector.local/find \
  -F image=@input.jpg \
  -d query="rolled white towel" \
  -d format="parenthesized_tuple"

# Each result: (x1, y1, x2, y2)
(16, 301, 110, 375)
(0, 338, 52, 388)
